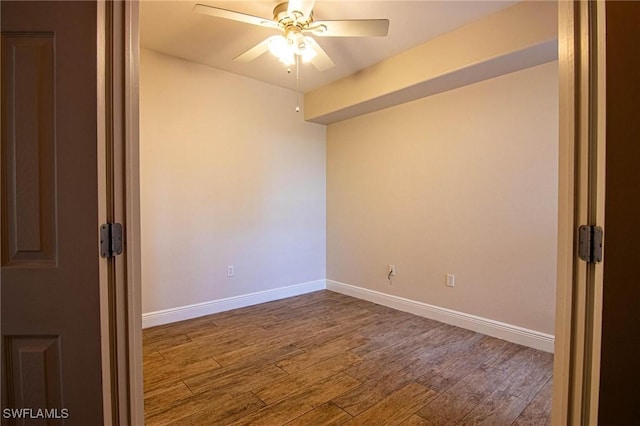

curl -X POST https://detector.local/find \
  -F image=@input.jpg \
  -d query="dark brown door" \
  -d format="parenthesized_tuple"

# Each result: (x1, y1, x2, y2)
(598, 1, 640, 423)
(1, 1, 104, 424)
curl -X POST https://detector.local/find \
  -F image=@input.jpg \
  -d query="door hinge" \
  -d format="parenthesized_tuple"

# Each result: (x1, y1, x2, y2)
(100, 223, 123, 258)
(578, 225, 603, 263)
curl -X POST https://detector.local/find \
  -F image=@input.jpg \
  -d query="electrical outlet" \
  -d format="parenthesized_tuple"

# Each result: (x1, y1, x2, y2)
(388, 264, 396, 276)
(446, 273, 455, 287)
(227, 265, 234, 277)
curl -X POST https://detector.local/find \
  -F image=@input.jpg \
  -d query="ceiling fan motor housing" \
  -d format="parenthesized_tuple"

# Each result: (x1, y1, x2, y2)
(274, 2, 313, 29)
(272, 2, 315, 55)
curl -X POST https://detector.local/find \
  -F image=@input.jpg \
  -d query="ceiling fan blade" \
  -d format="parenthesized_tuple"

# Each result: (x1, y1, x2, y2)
(194, 4, 278, 29)
(287, 0, 316, 21)
(305, 37, 335, 72)
(234, 37, 275, 63)
(309, 19, 390, 37)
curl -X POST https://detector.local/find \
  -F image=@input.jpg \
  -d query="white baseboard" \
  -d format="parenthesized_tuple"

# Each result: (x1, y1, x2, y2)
(142, 279, 326, 329)
(326, 280, 554, 353)
(142, 278, 554, 353)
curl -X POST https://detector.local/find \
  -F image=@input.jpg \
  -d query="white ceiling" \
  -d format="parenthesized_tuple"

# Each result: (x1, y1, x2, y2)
(140, 1, 519, 92)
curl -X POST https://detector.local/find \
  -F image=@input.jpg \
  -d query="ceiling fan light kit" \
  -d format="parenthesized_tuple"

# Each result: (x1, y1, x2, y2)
(267, 32, 317, 66)
(193, 0, 389, 71)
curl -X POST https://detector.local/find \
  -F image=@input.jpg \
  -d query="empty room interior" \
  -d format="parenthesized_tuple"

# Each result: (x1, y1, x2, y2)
(140, 1, 559, 424)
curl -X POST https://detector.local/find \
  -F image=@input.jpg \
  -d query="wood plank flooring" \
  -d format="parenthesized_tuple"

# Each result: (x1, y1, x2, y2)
(143, 290, 553, 425)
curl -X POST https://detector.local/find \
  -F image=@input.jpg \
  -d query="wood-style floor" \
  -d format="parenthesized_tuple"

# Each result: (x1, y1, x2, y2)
(143, 290, 553, 425)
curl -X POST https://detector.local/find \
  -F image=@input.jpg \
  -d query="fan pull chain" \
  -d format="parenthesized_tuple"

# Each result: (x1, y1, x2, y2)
(295, 55, 300, 113)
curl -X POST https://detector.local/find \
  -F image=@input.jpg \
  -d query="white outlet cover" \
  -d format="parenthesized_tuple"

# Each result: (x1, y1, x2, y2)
(446, 274, 455, 287)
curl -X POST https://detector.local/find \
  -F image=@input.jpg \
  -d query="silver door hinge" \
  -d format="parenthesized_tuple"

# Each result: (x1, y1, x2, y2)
(578, 225, 603, 263)
(100, 223, 123, 258)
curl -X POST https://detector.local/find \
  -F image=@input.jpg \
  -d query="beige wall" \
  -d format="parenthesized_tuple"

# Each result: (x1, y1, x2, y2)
(327, 61, 558, 334)
(140, 49, 326, 314)
(140, 47, 558, 335)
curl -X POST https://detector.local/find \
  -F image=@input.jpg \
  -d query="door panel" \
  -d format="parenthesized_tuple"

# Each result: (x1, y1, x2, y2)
(5, 336, 63, 411)
(2, 33, 57, 267)
(1, 1, 104, 424)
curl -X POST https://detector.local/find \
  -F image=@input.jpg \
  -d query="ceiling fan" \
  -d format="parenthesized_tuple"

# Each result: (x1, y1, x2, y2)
(194, 0, 390, 72)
